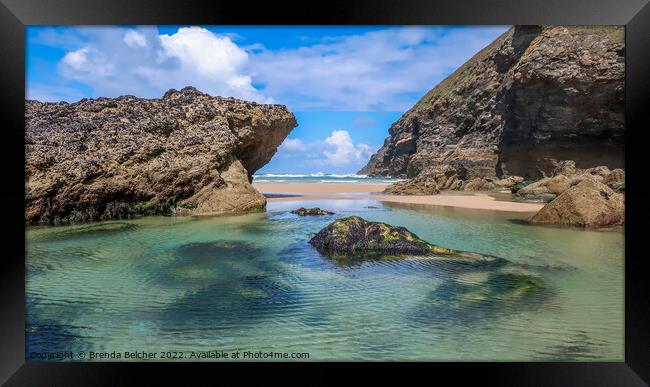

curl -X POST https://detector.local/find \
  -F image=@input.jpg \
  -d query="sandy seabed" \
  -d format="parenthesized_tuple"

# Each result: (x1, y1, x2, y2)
(252, 182, 544, 213)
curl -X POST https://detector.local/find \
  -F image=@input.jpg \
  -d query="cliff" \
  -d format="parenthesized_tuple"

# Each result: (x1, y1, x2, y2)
(359, 26, 625, 179)
(26, 87, 297, 224)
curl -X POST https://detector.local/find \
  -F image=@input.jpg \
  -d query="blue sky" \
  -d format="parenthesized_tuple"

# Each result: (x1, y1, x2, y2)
(26, 25, 508, 174)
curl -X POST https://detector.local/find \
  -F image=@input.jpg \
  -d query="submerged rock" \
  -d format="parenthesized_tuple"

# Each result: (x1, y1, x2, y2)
(454, 270, 545, 305)
(291, 207, 335, 216)
(309, 216, 495, 265)
(529, 179, 624, 228)
(26, 87, 297, 224)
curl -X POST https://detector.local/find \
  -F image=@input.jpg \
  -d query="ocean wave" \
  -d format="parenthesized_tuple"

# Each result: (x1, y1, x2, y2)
(320, 180, 359, 183)
(254, 173, 370, 179)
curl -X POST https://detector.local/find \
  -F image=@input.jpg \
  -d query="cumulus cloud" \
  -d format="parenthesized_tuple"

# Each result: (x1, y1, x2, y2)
(54, 26, 268, 102)
(322, 130, 374, 166)
(249, 26, 507, 110)
(275, 130, 376, 169)
(123, 30, 147, 48)
(279, 138, 306, 151)
(32, 25, 507, 110)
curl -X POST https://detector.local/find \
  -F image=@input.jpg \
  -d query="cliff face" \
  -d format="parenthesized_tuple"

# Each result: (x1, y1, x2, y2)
(360, 26, 625, 179)
(26, 87, 297, 224)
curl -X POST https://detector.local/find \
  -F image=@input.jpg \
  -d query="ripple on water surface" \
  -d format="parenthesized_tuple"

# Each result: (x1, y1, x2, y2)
(26, 202, 624, 360)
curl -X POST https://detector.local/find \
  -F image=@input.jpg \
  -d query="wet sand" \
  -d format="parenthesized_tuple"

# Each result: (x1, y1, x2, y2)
(253, 182, 544, 213)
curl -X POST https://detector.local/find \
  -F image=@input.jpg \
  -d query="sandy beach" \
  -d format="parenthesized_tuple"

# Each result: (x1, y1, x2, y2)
(253, 182, 544, 213)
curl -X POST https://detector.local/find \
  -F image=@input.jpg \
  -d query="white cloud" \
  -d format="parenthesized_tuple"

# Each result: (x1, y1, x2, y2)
(124, 30, 147, 48)
(279, 138, 305, 151)
(61, 48, 88, 69)
(322, 130, 374, 166)
(34, 25, 508, 110)
(273, 130, 377, 169)
(60, 47, 114, 78)
(248, 26, 507, 110)
(55, 26, 268, 102)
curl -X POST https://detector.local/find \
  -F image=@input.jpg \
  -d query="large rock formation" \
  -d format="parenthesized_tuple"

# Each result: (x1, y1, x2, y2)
(360, 26, 624, 179)
(529, 179, 624, 227)
(26, 87, 297, 224)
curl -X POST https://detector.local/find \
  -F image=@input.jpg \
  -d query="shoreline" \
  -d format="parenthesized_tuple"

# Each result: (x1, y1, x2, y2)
(253, 182, 544, 213)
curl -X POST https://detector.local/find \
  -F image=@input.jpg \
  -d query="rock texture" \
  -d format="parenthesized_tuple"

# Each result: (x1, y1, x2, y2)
(26, 87, 297, 224)
(516, 160, 624, 202)
(309, 216, 457, 256)
(383, 165, 463, 195)
(308, 216, 502, 267)
(291, 207, 335, 216)
(462, 177, 496, 192)
(529, 179, 624, 227)
(360, 26, 624, 180)
(383, 177, 441, 195)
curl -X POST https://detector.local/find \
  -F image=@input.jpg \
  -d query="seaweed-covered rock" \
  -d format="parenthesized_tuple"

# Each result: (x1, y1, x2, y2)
(26, 87, 297, 224)
(309, 216, 455, 256)
(309, 216, 498, 267)
(529, 179, 624, 227)
(291, 207, 335, 216)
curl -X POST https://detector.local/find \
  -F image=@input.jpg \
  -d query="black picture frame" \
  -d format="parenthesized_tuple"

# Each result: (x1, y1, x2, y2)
(2, 0, 649, 385)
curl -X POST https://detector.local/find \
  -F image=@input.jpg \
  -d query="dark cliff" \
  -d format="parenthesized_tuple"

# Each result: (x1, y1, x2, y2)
(360, 26, 624, 179)
(26, 87, 297, 224)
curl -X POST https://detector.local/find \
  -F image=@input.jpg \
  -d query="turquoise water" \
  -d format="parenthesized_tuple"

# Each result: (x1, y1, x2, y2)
(26, 199, 624, 361)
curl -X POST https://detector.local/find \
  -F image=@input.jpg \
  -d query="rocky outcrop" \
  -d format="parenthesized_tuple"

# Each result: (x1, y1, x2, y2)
(603, 168, 625, 192)
(383, 177, 441, 195)
(309, 216, 498, 265)
(383, 164, 510, 194)
(529, 179, 624, 227)
(516, 160, 624, 202)
(291, 207, 335, 216)
(360, 26, 624, 180)
(26, 87, 297, 224)
(493, 175, 524, 190)
(383, 165, 464, 195)
(462, 177, 496, 192)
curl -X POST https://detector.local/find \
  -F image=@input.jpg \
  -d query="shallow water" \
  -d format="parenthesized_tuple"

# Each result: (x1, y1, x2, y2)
(26, 199, 623, 361)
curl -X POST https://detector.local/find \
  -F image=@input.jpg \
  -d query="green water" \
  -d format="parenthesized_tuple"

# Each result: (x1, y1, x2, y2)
(26, 199, 624, 361)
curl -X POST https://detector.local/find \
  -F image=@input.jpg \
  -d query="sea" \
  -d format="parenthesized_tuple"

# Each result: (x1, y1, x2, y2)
(25, 197, 623, 361)
(252, 173, 402, 184)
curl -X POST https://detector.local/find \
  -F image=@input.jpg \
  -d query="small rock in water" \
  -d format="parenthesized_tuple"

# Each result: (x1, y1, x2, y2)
(309, 216, 495, 265)
(291, 207, 335, 216)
